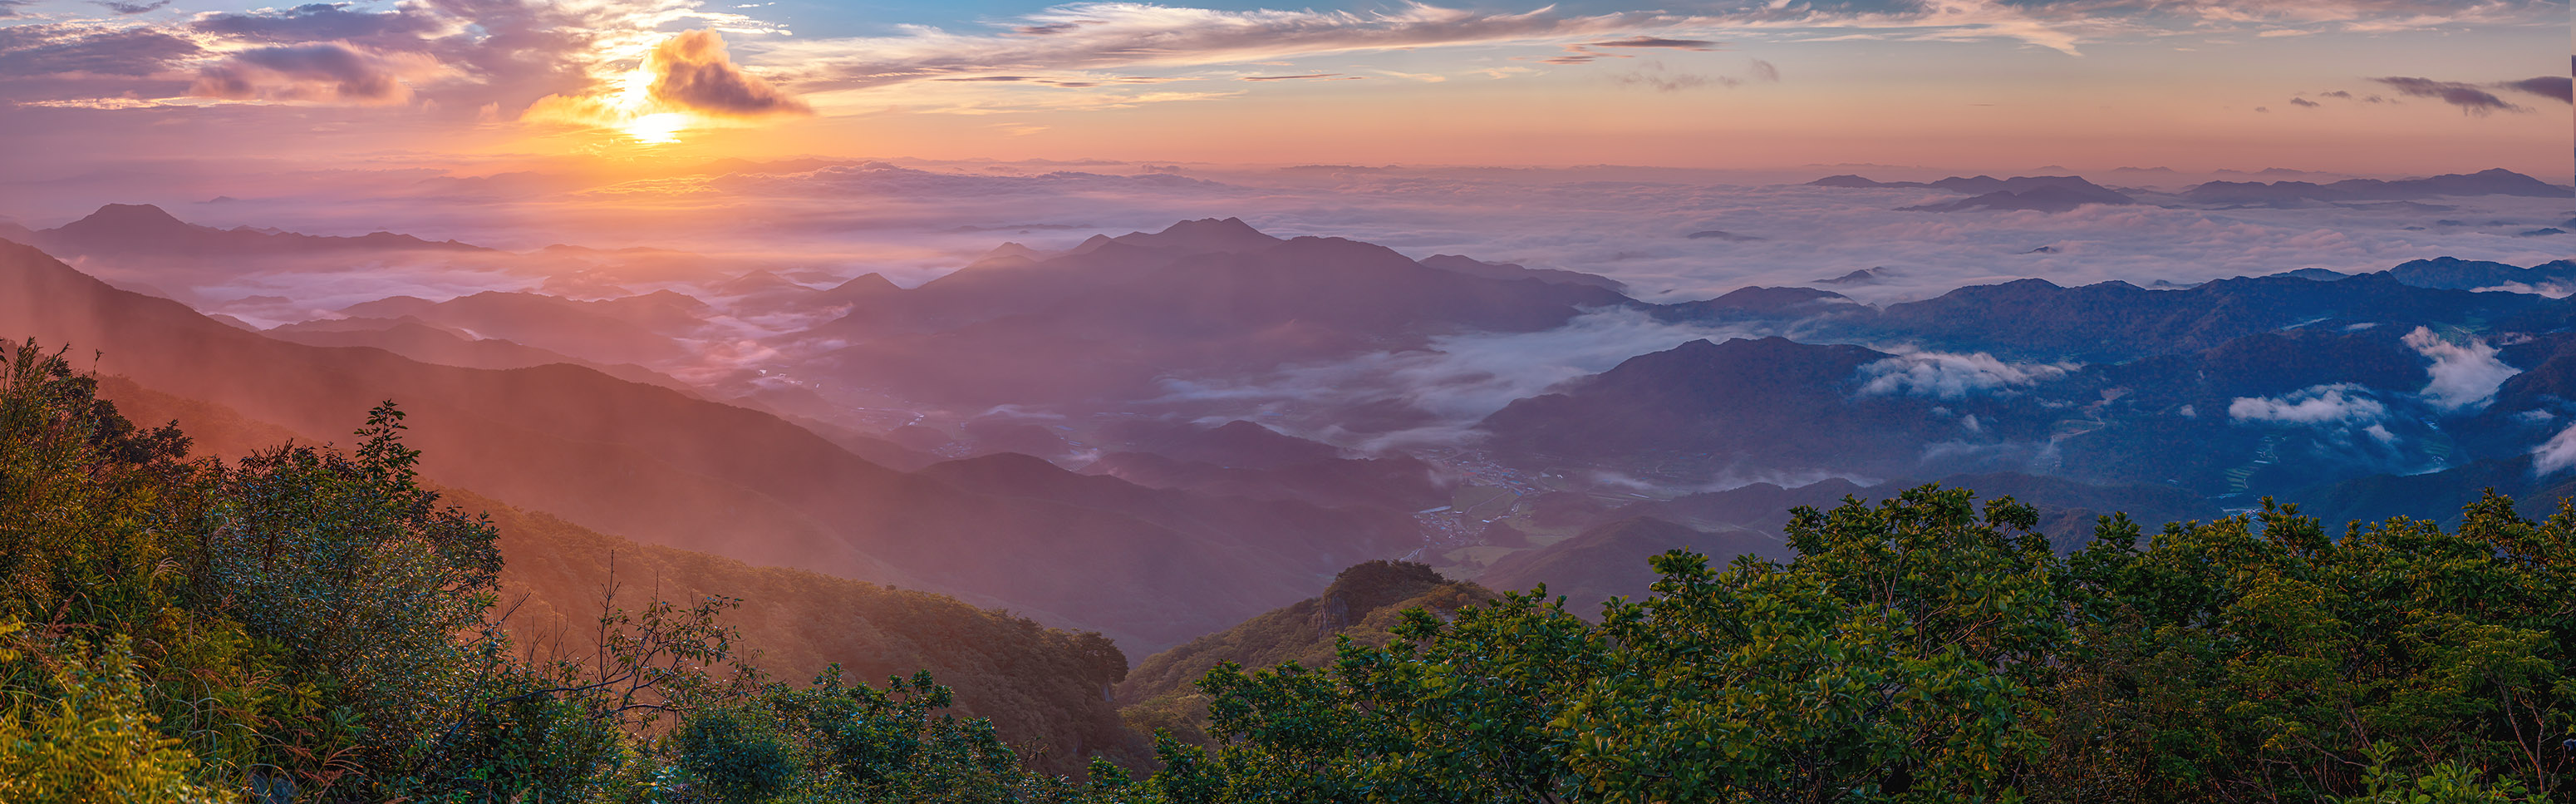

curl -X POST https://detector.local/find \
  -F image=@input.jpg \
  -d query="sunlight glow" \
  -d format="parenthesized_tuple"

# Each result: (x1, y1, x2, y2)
(622, 112, 691, 145)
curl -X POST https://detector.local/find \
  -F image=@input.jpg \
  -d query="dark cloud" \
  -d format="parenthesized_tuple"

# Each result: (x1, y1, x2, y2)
(648, 29, 812, 117)
(91, 0, 172, 13)
(2371, 76, 2524, 115)
(189, 42, 419, 104)
(2498, 76, 2572, 103)
(2288, 96, 2318, 107)
(0, 0, 32, 17)
(189, 2, 447, 43)
(1583, 36, 1722, 51)
(1749, 58, 1779, 81)
(2320, 90, 2352, 98)
(0, 24, 202, 78)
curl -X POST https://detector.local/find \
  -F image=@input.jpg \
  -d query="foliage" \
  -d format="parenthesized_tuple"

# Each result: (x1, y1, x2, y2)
(1174, 487, 2573, 803)
(0, 625, 224, 804)
(1119, 560, 1493, 748)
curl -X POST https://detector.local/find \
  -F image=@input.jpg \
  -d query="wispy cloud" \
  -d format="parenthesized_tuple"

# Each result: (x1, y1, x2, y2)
(2229, 383, 2388, 426)
(2402, 327, 2515, 412)
(1238, 73, 1363, 81)
(1856, 351, 2075, 399)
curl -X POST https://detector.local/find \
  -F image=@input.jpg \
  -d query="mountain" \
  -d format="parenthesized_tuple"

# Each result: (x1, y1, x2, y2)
(1478, 517, 1791, 616)
(333, 290, 700, 365)
(1808, 175, 1891, 188)
(17, 203, 489, 258)
(263, 317, 696, 392)
(1811, 175, 2136, 210)
(1655, 286, 1855, 322)
(800, 231, 1635, 407)
(0, 239, 1423, 652)
(1597, 479, 1872, 535)
(2384, 257, 2576, 293)
(2184, 169, 2571, 204)
(87, 376, 1142, 773)
(1116, 560, 1492, 744)
(1069, 216, 1285, 257)
(2184, 180, 2345, 206)
(1900, 184, 2136, 213)
(1418, 254, 1629, 292)
(1078, 420, 1450, 511)
(1852, 272, 2566, 362)
(1476, 338, 1974, 472)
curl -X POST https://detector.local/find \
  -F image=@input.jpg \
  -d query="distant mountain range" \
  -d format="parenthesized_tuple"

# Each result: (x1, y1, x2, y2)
(0, 239, 1433, 653)
(1810, 167, 2571, 212)
(2185, 168, 2572, 205)
(2, 202, 488, 257)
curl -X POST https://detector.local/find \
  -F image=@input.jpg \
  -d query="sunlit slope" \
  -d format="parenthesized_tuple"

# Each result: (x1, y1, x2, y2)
(90, 376, 1142, 773)
(0, 239, 1405, 651)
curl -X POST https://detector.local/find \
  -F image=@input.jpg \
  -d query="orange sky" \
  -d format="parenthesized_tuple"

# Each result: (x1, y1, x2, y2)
(0, 1, 2566, 180)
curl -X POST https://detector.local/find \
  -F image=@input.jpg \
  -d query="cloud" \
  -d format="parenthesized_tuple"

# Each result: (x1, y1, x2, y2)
(931, 74, 1190, 87)
(0, 23, 202, 79)
(645, 29, 810, 117)
(2498, 76, 2572, 103)
(188, 2, 458, 43)
(1147, 306, 1761, 451)
(1610, 59, 1762, 92)
(1855, 351, 2074, 399)
(760, 2, 1697, 90)
(2228, 383, 2387, 425)
(189, 42, 441, 106)
(521, 28, 810, 139)
(1582, 36, 1720, 51)
(1615, 72, 1729, 91)
(2370, 76, 2523, 115)
(0, 0, 31, 17)
(2161, 0, 2558, 32)
(1239, 73, 1362, 81)
(91, 0, 171, 14)
(2534, 422, 2576, 475)
(2401, 327, 2515, 411)
(2288, 96, 2318, 107)
(1727, 0, 2092, 56)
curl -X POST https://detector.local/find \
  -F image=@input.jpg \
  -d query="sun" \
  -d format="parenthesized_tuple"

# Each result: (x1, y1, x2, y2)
(622, 111, 691, 145)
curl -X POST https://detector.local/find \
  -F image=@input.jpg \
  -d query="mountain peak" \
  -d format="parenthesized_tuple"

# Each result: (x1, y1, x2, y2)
(1095, 216, 1285, 256)
(58, 203, 195, 234)
(1158, 216, 1266, 238)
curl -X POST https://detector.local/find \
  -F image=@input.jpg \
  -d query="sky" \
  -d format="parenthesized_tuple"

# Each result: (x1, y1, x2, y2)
(0, 0, 2568, 181)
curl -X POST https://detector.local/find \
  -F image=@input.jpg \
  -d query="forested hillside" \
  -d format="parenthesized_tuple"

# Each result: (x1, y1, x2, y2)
(3, 336, 2569, 802)
(89, 370, 1141, 776)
